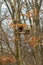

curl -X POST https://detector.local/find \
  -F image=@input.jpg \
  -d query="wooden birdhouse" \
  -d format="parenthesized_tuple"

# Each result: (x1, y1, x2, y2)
(18, 26, 23, 32)
(18, 24, 27, 33)
(18, 26, 25, 34)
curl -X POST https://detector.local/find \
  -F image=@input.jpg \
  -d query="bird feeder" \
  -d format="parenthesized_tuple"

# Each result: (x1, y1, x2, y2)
(25, 28, 31, 34)
(18, 26, 23, 32)
(18, 24, 27, 33)
(17, 24, 27, 34)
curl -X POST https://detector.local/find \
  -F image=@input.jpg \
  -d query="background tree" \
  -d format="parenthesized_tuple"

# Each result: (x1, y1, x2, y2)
(0, 0, 43, 65)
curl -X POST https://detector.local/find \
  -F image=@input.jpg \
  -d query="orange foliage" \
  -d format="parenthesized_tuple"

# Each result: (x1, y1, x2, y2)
(28, 36, 41, 47)
(24, 9, 38, 18)
(0, 56, 16, 64)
